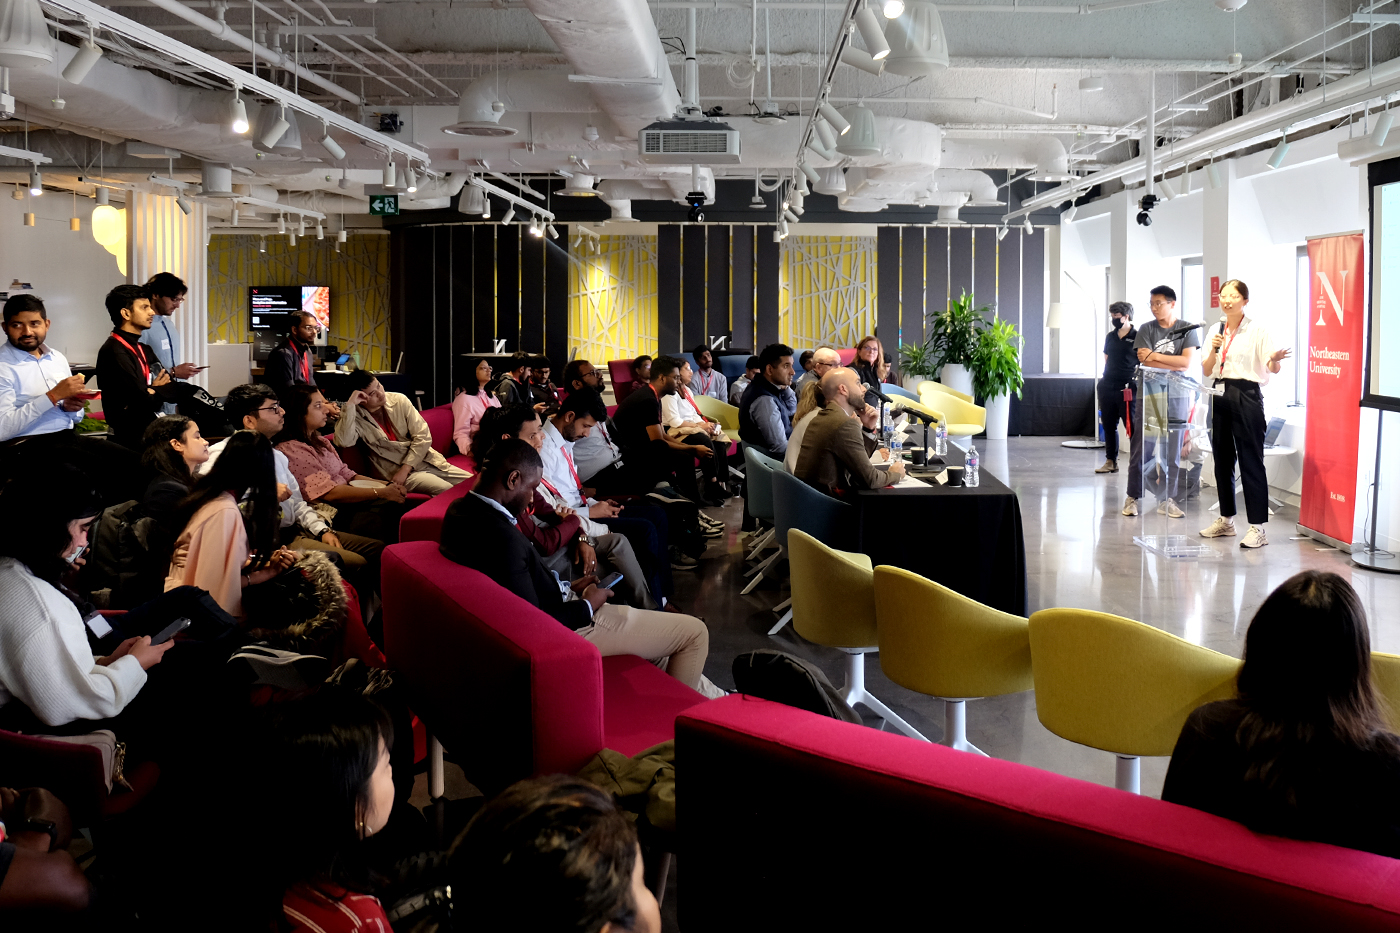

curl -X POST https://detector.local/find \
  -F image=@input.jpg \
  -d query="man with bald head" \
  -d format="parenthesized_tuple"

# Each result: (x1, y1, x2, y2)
(794, 367, 905, 496)
(795, 346, 841, 392)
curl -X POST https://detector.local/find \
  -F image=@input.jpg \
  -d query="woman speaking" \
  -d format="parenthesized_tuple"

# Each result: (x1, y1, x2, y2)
(1198, 279, 1291, 549)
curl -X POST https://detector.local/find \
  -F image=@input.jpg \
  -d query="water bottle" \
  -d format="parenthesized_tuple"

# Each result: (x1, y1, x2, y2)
(966, 443, 980, 487)
(880, 404, 894, 447)
(935, 422, 947, 457)
(890, 430, 903, 463)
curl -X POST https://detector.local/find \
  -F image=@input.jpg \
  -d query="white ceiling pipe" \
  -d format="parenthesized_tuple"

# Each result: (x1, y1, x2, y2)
(940, 135, 1069, 175)
(401, 197, 453, 210)
(598, 179, 673, 201)
(933, 168, 1003, 206)
(446, 72, 599, 133)
(519, 0, 682, 137)
(664, 166, 715, 204)
(280, 191, 371, 214)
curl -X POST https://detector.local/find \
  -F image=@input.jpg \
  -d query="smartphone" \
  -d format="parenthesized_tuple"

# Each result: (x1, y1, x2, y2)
(150, 617, 192, 646)
(598, 571, 625, 591)
(64, 544, 88, 565)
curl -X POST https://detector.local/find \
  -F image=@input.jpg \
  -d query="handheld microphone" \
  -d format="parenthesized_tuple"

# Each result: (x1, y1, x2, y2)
(862, 383, 894, 404)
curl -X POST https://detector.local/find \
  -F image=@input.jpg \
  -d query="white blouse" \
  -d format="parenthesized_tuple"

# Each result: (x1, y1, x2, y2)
(1208, 315, 1277, 385)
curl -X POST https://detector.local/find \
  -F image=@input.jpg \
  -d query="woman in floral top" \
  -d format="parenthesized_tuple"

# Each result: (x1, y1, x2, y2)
(275, 385, 413, 544)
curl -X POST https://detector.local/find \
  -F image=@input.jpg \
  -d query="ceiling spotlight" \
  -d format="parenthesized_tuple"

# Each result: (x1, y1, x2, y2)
(996, 225, 1008, 241)
(321, 128, 346, 161)
(1206, 161, 1222, 189)
(1375, 109, 1395, 148)
(316, 221, 324, 240)
(1079, 76, 1104, 92)
(289, 232, 297, 245)
(882, 0, 905, 16)
(229, 91, 249, 134)
(528, 217, 541, 237)
(778, 218, 789, 240)
(1266, 136, 1290, 170)
(28, 170, 41, 196)
(841, 46, 885, 77)
(1022, 215, 1033, 234)
(298, 217, 306, 236)
(773, 228, 783, 243)
(749, 194, 765, 209)
(583, 123, 599, 142)
(1063, 204, 1077, 222)
(818, 101, 851, 135)
(337, 230, 347, 243)
(546, 223, 558, 239)
(501, 205, 516, 224)
(383, 160, 396, 189)
(258, 236, 266, 253)
(176, 194, 191, 215)
(230, 206, 239, 226)
(853, 2, 891, 60)
(405, 167, 418, 193)
(62, 32, 103, 85)
(1157, 176, 1178, 200)
(277, 214, 286, 234)
(259, 105, 291, 150)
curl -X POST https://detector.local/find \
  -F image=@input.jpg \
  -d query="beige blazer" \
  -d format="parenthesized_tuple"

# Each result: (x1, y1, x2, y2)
(334, 390, 454, 481)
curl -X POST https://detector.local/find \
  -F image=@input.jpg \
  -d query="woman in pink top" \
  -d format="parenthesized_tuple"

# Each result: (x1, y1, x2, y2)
(451, 357, 501, 455)
(164, 430, 295, 618)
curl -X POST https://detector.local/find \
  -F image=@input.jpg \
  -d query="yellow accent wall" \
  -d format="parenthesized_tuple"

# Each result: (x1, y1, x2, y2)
(567, 234, 660, 361)
(780, 235, 878, 348)
(207, 234, 392, 371)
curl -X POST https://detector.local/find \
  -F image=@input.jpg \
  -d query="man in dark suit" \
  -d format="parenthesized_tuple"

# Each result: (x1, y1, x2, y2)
(439, 438, 722, 695)
(794, 367, 905, 496)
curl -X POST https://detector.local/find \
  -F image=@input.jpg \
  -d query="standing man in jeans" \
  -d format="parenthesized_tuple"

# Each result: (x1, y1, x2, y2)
(1095, 301, 1137, 474)
(1122, 286, 1198, 519)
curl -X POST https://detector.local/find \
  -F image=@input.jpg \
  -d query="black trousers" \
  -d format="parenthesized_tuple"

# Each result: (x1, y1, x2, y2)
(1098, 380, 1130, 462)
(1211, 378, 1269, 524)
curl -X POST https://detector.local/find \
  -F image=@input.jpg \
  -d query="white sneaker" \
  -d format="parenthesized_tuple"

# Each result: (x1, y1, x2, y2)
(1240, 525, 1268, 548)
(1163, 498, 1184, 519)
(1200, 517, 1237, 538)
(1122, 497, 1138, 517)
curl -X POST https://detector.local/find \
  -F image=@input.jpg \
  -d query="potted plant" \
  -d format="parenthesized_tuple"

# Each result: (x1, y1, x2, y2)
(926, 289, 984, 397)
(970, 317, 1024, 440)
(897, 337, 939, 393)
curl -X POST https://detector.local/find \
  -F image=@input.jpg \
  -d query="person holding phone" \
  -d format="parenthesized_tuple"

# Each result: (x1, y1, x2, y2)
(140, 272, 209, 416)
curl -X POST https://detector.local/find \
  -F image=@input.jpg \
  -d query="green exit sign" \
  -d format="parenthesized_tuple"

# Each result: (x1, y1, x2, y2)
(369, 195, 399, 216)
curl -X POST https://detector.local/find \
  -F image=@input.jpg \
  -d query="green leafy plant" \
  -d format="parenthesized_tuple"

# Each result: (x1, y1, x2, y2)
(970, 318, 1025, 400)
(926, 289, 987, 375)
(897, 337, 940, 383)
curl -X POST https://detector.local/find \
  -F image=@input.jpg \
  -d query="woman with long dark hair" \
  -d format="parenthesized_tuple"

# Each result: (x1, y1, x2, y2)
(140, 414, 209, 521)
(1163, 571, 1400, 856)
(451, 356, 501, 455)
(164, 430, 295, 618)
(0, 464, 171, 727)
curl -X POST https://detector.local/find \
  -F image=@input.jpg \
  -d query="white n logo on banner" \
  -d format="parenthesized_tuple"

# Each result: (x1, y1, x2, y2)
(1314, 270, 1350, 327)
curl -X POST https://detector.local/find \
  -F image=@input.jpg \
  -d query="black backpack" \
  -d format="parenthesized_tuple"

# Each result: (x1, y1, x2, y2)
(731, 649, 862, 724)
(78, 499, 164, 609)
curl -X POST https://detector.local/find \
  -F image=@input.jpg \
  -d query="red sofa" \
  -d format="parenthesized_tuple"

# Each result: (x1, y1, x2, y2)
(396, 403, 477, 542)
(382, 541, 708, 795)
(676, 696, 1400, 930)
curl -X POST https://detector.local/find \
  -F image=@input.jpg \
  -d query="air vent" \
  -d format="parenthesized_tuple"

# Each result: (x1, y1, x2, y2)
(638, 120, 742, 164)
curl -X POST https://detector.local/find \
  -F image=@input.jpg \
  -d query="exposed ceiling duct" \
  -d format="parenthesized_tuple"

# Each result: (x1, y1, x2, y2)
(445, 72, 599, 137)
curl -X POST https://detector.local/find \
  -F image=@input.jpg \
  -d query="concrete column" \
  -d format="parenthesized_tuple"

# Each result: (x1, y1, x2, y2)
(1045, 224, 1061, 372)
(1201, 158, 1232, 322)
(126, 191, 209, 387)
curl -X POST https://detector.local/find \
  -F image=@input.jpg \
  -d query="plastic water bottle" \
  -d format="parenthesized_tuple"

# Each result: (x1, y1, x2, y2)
(880, 404, 894, 447)
(890, 430, 903, 463)
(935, 422, 948, 457)
(966, 443, 980, 487)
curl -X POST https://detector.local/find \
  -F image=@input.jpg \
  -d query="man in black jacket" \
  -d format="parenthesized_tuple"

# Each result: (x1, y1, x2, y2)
(95, 284, 171, 449)
(439, 438, 722, 695)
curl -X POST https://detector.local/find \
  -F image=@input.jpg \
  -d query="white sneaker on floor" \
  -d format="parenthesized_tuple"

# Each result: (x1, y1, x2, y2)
(1122, 497, 1138, 517)
(1200, 517, 1237, 538)
(1163, 498, 1184, 519)
(1240, 525, 1268, 548)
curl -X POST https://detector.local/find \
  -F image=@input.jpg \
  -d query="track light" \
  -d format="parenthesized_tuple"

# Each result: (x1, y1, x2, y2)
(298, 217, 306, 236)
(841, 47, 885, 76)
(259, 105, 290, 150)
(773, 228, 783, 243)
(528, 217, 541, 237)
(818, 101, 850, 135)
(316, 221, 324, 240)
(337, 230, 347, 244)
(996, 225, 1008, 241)
(1206, 161, 1222, 189)
(321, 127, 346, 161)
(882, 0, 904, 16)
(807, 137, 836, 161)
(1266, 137, 1290, 170)
(783, 209, 800, 224)
(28, 170, 41, 196)
(277, 214, 286, 234)
(258, 236, 266, 253)
(289, 233, 297, 246)
(501, 205, 516, 224)
(62, 33, 103, 85)
(405, 167, 418, 193)
(383, 160, 396, 189)
(229, 91, 249, 134)
(230, 206, 239, 226)
(176, 194, 191, 215)
(546, 223, 558, 239)
(1375, 110, 1395, 148)
(1022, 216, 1033, 234)
(1157, 176, 1177, 200)
(1063, 204, 1077, 222)
(853, 2, 891, 60)
(795, 171, 811, 194)
(778, 218, 789, 239)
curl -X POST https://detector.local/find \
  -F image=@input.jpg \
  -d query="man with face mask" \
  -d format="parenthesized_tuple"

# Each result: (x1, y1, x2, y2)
(1095, 301, 1138, 475)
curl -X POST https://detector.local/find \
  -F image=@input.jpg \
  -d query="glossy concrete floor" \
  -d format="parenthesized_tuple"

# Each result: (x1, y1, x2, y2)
(678, 435, 1400, 800)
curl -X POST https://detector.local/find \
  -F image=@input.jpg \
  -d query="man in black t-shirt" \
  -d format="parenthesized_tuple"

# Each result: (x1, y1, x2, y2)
(1095, 301, 1138, 474)
(611, 355, 717, 504)
(1122, 285, 1199, 518)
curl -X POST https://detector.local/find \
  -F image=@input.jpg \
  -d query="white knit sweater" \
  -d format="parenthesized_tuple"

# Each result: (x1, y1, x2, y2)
(0, 557, 147, 726)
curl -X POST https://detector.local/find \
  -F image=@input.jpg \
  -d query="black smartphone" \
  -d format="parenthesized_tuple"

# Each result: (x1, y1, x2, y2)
(150, 617, 192, 646)
(598, 571, 625, 590)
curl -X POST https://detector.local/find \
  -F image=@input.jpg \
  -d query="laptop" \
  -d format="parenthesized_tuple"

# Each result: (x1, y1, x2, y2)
(1263, 417, 1286, 449)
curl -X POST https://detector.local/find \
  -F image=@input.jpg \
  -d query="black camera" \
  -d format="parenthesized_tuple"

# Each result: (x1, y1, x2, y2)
(1136, 193, 1159, 227)
(685, 190, 706, 223)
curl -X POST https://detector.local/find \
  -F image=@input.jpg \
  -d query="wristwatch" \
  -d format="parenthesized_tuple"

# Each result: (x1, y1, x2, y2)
(10, 817, 57, 848)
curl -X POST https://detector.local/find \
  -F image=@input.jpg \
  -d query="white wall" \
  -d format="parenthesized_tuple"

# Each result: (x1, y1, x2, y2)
(0, 192, 126, 367)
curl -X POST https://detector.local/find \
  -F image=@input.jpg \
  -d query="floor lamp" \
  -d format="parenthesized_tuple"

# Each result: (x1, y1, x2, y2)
(1052, 300, 1105, 450)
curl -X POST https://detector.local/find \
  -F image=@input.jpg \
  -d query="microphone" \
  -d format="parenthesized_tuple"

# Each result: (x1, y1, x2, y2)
(862, 382, 894, 404)
(1165, 321, 1202, 337)
(898, 404, 936, 424)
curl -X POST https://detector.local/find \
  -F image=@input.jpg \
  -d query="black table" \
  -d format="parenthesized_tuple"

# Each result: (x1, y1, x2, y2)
(1008, 374, 1096, 436)
(854, 447, 1028, 616)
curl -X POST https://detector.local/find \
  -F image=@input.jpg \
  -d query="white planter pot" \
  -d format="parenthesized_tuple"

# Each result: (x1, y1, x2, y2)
(939, 363, 973, 398)
(903, 374, 926, 393)
(985, 392, 1011, 440)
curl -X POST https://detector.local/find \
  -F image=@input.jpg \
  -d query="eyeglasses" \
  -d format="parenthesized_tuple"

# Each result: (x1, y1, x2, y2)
(256, 404, 284, 413)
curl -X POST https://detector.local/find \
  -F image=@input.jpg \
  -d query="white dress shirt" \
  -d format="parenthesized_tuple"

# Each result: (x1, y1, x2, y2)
(540, 420, 608, 537)
(198, 436, 330, 537)
(0, 341, 84, 442)
(572, 418, 622, 481)
(1208, 315, 1277, 385)
(662, 387, 708, 430)
(140, 315, 181, 415)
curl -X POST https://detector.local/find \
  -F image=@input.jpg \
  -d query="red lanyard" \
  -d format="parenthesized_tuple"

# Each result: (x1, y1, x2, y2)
(699, 369, 714, 394)
(560, 445, 584, 496)
(299, 347, 311, 383)
(112, 332, 150, 385)
(684, 388, 705, 419)
(539, 477, 562, 499)
(1217, 323, 1241, 376)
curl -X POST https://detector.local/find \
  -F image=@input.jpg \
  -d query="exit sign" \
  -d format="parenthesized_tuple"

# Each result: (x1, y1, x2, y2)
(369, 195, 399, 216)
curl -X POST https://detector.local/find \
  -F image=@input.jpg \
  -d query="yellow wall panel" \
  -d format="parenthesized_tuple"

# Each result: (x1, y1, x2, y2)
(780, 235, 877, 348)
(568, 235, 659, 362)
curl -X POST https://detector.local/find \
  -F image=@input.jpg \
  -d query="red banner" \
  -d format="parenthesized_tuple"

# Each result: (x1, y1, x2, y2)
(1300, 234, 1366, 545)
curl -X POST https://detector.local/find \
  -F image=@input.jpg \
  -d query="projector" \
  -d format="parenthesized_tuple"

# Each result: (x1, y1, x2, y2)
(638, 120, 742, 164)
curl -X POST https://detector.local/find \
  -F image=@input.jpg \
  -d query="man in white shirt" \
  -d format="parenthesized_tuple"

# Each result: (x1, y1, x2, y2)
(198, 383, 383, 581)
(664, 359, 730, 501)
(729, 356, 759, 406)
(139, 273, 206, 415)
(689, 345, 729, 402)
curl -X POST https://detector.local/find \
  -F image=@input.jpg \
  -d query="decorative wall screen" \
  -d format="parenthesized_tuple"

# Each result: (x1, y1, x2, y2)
(779, 235, 878, 348)
(568, 235, 660, 361)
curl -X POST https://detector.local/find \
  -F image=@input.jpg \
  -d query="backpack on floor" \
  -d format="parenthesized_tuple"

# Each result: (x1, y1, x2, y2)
(731, 649, 862, 724)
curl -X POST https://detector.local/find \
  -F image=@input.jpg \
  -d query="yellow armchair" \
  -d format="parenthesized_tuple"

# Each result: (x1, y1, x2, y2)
(915, 379, 974, 404)
(693, 395, 739, 432)
(917, 384, 986, 438)
(1029, 608, 1240, 792)
(1372, 651, 1400, 733)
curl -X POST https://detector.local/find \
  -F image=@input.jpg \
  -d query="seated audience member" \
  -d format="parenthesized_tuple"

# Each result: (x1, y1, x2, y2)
(738, 343, 797, 461)
(138, 416, 211, 595)
(204, 385, 378, 576)
(1163, 571, 1400, 857)
(529, 356, 560, 415)
(448, 775, 660, 933)
(494, 351, 539, 410)
(784, 378, 825, 474)
(489, 404, 661, 610)
(664, 358, 730, 501)
(451, 356, 501, 456)
(561, 357, 606, 402)
(255, 691, 398, 933)
(690, 345, 729, 402)
(612, 356, 718, 506)
(729, 355, 760, 406)
(278, 384, 409, 546)
(166, 430, 297, 618)
(0, 465, 172, 729)
(0, 293, 138, 501)
(628, 354, 652, 394)
(795, 346, 840, 393)
(0, 786, 90, 914)
(796, 349, 815, 381)
(852, 334, 890, 407)
(794, 368, 904, 495)
(337, 370, 470, 495)
(440, 439, 721, 695)
(95, 284, 171, 450)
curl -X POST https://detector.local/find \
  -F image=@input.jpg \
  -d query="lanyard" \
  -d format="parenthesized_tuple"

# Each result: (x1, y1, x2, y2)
(560, 445, 584, 496)
(292, 340, 311, 382)
(699, 369, 714, 394)
(539, 476, 563, 499)
(684, 388, 705, 420)
(112, 332, 150, 385)
(1217, 322, 1241, 377)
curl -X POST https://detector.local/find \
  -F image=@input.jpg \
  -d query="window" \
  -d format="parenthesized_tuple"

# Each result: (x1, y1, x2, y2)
(1180, 258, 1203, 325)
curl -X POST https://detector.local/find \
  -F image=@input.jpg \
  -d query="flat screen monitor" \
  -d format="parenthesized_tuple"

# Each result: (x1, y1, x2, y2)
(249, 286, 331, 336)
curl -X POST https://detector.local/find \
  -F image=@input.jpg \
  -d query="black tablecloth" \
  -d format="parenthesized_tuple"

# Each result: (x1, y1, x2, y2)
(1008, 374, 1096, 436)
(854, 447, 1028, 616)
